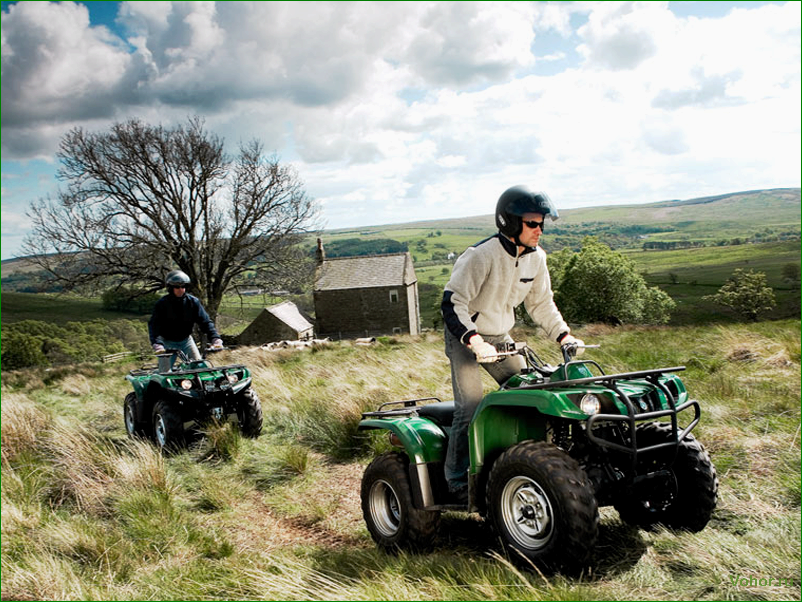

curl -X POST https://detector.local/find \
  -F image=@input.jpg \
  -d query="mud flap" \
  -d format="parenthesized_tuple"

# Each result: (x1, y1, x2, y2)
(408, 461, 450, 509)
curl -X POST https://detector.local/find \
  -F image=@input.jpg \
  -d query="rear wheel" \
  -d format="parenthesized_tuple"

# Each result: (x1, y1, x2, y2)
(614, 423, 718, 531)
(152, 401, 184, 451)
(236, 388, 263, 438)
(487, 441, 598, 574)
(124, 392, 150, 438)
(361, 452, 440, 551)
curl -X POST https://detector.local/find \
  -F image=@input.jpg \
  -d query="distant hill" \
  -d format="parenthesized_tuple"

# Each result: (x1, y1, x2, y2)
(320, 188, 800, 259)
(328, 187, 800, 232)
(3, 188, 799, 280)
(558, 188, 800, 226)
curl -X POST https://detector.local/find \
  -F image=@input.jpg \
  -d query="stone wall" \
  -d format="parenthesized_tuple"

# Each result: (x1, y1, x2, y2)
(314, 284, 418, 339)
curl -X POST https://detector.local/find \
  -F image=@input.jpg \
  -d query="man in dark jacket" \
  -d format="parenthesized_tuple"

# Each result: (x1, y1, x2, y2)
(148, 270, 223, 362)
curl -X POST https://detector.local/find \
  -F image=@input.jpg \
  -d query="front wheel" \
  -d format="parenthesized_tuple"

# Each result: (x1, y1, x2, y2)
(236, 388, 263, 438)
(361, 452, 440, 551)
(152, 401, 184, 451)
(487, 441, 599, 574)
(124, 392, 150, 438)
(614, 422, 718, 532)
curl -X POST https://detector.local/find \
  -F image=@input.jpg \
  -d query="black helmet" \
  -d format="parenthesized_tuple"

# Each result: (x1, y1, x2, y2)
(165, 270, 191, 288)
(495, 185, 559, 239)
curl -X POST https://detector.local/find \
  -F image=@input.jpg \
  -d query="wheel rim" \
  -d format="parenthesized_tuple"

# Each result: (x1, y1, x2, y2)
(368, 479, 402, 537)
(500, 476, 554, 550)
(154, 413, 167, 447)
(124, 401, 135, 434)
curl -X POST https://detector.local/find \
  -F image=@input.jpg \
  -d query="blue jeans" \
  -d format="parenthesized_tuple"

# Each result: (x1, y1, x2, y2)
(444, 329, 525, 491)
(158, 336, 201, 368)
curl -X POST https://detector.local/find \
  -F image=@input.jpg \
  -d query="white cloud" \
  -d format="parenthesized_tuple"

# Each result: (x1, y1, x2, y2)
(577, 2, 668, 70)
(0, 1, 799, 259)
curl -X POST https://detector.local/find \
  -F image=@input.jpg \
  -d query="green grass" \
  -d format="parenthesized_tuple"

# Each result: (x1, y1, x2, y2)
(625, 241, 800, 285)
(2, 322, 799, 600)
(1, 292, 150, 326)
(622, 241, 801, 324)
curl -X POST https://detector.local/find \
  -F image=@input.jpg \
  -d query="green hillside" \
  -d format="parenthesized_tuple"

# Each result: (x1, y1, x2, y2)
(2, 188, 799, 330)
(319, 188, 800, 260)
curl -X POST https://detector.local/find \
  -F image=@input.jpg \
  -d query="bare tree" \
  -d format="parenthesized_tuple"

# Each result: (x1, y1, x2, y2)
(23, 117, 319, 320)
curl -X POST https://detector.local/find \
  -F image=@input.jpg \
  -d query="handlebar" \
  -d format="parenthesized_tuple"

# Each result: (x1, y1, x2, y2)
(560, 342, 600, 363)
(491, 340, 599, 365)
(155, 346, 226, 363)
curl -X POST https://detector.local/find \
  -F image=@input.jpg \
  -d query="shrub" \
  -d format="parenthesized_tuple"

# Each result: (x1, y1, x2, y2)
(1, 331, 48, 369)
(552, 237, 674, 325)
(2, 319, 149, 367)
(703, 268, 777, 322)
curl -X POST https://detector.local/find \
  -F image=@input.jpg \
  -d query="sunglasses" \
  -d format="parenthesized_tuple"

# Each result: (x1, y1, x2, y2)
(173, 285, 187, 289)
(522, 220, 545, 231)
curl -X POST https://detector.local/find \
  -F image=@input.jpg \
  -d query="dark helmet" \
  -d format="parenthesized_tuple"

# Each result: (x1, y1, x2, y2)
(165, 270, 191, 288)
(495, 185, 559, 239)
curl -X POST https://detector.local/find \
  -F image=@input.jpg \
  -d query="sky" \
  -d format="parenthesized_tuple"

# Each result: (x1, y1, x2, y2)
(1, 1, 800, 260)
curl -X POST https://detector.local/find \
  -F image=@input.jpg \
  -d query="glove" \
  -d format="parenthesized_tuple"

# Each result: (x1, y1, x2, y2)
(468, 334, 499, 363)
(152, 343, 165, 354)
(211, 338, 224, 349)
(560, 334, 585, 357)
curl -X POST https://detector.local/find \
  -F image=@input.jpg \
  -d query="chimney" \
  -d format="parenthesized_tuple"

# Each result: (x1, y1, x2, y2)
(316, 238, 326, 265)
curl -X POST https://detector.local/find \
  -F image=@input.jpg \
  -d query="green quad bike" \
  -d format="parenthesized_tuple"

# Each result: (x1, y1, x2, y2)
(124, 347, 263, 449)
(359, 342, 718, 574)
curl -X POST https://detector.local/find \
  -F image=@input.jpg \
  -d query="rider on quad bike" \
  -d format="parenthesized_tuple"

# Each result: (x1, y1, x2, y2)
(148, 270, 223, 366)
(359, 340, 718, 574)
(440, 185, 580, 503)
(358, 188, 717, 573)
(124, 344, 263, 450)
(124, 269, 263, 449)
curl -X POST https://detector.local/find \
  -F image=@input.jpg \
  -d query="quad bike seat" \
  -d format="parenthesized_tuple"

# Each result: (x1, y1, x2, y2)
(417, 400, 455, 427)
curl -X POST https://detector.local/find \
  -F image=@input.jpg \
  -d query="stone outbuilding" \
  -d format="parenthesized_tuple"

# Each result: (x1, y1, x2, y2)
(313, 239, 420, 339)
(237, 301, 314, 346)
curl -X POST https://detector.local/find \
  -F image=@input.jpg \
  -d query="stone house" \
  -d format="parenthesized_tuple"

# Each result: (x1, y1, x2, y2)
(237, 301, 314, 345)
(313, 240, 420, 339)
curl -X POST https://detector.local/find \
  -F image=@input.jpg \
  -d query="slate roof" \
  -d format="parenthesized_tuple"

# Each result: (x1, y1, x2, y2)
(265, 301, 314, 333)
(315, 252, 417, 291)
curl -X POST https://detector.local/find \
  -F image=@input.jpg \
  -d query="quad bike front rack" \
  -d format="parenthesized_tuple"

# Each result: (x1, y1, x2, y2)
(511, 362, 700, 470)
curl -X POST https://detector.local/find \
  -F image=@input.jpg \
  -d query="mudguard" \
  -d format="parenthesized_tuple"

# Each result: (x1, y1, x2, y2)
(359, 416, 448, 464)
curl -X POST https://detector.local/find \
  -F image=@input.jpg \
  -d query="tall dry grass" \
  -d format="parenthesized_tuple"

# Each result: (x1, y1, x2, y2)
(1, 321, 799, 600)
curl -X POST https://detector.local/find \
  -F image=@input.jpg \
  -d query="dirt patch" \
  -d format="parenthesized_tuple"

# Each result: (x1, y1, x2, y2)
(226, 460, 369, 554)
(727, 348, 759, 363)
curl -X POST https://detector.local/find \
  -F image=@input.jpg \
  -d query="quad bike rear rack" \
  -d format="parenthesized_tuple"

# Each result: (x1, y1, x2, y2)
(361, 397, 444, 419)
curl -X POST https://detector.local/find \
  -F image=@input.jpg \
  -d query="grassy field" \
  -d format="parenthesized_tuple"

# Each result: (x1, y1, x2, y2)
(2, 321, 799, 601)
(0, 292, 147, 325)
(0, 291, 285, 337)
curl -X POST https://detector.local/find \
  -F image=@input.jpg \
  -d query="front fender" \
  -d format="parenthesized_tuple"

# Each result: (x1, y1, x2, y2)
(358, 417, 447, 464)
(126, 374, 148, 402)
(469, 388, 585, 478)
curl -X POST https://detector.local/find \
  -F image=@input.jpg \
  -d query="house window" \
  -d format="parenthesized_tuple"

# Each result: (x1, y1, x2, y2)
(389, 289, 399, 303)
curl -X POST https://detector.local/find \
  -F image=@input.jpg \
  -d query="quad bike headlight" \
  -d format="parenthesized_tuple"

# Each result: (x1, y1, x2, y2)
(180, 379, 193, 390)
(226, 373, 239, 384)
(579, 394, 602, 415)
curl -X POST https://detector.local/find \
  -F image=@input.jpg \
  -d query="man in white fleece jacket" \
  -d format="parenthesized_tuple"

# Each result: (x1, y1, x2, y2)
(440, 185, 582, 502)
